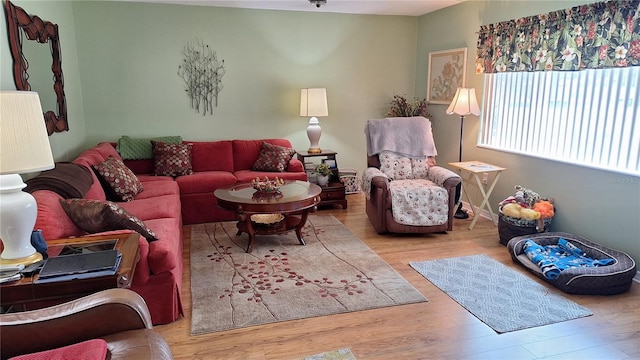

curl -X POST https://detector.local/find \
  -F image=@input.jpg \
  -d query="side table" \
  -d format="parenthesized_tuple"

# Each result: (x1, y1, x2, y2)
(297, 149, 347, 209)
(449, 161, 506, 230)
(0, 232, 139, 311)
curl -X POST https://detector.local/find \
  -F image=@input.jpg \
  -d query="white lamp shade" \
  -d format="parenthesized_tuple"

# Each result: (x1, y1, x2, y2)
(0, 91, 54, 174)
(446, 88, 481, 116)
(300, 88, 328, 117)
(0, 91, 52, 265)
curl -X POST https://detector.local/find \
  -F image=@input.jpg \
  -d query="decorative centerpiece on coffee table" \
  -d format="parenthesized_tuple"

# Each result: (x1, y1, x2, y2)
(251, 176, 285, 193)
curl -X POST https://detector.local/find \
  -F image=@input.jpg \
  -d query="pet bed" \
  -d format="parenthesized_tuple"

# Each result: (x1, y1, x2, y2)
(507, 232, 636, 295)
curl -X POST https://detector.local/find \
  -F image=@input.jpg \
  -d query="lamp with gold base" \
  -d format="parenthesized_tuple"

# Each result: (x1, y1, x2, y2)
(300, 88, 328, 154)
(0, 91, 54, 266)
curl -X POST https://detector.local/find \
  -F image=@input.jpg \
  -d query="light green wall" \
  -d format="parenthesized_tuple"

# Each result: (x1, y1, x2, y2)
(1, 0, 86, 162)
(2, 0, 638, 263)
(70, 1, 419, 174)
(417, 0, 640, 263)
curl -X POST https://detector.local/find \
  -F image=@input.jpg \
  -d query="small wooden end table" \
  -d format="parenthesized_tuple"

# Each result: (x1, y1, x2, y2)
(214, 181, 322, 253)
(449, 161, 506, 230)
(296, 150, 347, 209)
(0, 232, 139, 311)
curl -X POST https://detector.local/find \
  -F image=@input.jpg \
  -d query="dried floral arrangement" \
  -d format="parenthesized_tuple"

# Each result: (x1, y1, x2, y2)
(386, 95, 431, 119)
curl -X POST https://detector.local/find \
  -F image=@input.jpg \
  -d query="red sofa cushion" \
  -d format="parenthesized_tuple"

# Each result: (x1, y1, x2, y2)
(32, 191, 84, 241)
(94, 142, 122, 161)
(144, 217, 182, 275)
(189, 140, 234, 172)
(232, 139, 294, 172)
(73, 151, 107, 201)
(176, 171, 237, 195)
(9, 339, 107, 360)
(134, 179, 179, 199)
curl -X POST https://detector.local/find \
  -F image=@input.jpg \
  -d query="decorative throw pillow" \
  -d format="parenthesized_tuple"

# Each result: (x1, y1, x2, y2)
(379, 151, 413, 180)
(93, 155, 143, 202)
(116, 135, 182, 160)
(251, 142, 296, 172)
(152, 140, 193, 177)
(60, 198, 158, 242)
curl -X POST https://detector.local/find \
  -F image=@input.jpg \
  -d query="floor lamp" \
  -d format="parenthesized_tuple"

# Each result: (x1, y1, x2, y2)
(446, 88, 480, 218)
(0, 91, 55, 266)
(300, 88, 328, 154)
(446, 88, 481, 162)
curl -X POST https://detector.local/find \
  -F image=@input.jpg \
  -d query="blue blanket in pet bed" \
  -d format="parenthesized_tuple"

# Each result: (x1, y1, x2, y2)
(523, 238, 615, 280)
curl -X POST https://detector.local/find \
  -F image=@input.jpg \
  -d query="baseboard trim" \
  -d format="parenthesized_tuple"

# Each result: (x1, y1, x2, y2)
(634, 271, 640, 284)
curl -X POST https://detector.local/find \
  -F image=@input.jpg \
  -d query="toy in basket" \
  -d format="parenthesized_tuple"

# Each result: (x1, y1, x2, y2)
(339, 168, 361, 194)
(498, 185, 555, 245)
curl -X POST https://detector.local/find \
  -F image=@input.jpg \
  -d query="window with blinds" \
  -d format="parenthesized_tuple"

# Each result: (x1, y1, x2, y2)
(479, 67, 640, 176)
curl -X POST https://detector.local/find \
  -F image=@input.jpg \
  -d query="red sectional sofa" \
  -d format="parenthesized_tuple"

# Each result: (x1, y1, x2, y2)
(29, 138, 306, 324)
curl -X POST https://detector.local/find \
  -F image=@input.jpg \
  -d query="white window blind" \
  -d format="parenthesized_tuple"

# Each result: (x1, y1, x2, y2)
(479, 67, 640, 176)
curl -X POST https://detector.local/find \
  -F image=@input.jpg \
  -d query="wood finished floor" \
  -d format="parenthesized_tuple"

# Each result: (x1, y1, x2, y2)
(155, 193, 640, 360)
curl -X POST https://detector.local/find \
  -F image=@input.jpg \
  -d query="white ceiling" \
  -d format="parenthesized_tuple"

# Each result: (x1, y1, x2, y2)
(116, 0, 465, 16)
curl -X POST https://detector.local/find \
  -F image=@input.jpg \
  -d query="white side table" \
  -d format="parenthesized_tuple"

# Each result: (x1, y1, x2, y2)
(448, 161, 506, 230)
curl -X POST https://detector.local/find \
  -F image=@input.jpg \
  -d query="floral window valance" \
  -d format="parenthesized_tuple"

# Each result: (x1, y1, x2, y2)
(476, 0, 640, 73)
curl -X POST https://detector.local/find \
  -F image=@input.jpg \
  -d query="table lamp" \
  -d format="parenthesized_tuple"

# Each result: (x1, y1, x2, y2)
(0, 91, 54, 266)
(446, 88, 480, 162)
(300, 88, 328, 154)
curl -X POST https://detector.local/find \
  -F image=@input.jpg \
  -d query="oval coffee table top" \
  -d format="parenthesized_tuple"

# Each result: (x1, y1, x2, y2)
(214, 180, 322, 214)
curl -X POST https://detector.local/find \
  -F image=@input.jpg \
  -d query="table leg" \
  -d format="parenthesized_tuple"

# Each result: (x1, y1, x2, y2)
(468, 171, 502, 230)
(294, 211, 310, 246)
(244, 218, 256, 253)
(459, 172, 477, 227)
(236, 214, 257, 253)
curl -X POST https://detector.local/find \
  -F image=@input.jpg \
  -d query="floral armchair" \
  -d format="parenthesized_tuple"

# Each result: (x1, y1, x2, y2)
(362, 117, 461, 234)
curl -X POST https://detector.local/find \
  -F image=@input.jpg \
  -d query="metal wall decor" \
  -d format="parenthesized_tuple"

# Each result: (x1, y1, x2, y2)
(309, 0, 327, 8)
(177, 39, 225, 115)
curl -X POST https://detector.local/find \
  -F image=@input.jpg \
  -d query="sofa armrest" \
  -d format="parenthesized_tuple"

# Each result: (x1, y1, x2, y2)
(0, 289, 152, 358)
(287, 158, 304, 173)
(427, 166, 461, 190)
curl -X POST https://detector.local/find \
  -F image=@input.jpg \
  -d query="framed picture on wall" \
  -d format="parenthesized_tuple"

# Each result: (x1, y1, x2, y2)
(427, 47, 467, 104)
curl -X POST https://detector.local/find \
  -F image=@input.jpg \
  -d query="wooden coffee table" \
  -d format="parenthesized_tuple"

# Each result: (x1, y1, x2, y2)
(0, 232, 139, 311)
(214, 180, 322, 253)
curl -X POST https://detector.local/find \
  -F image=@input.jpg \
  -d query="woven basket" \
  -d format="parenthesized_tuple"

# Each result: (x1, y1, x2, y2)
(498, 206, 554, 245)
(339, 168, 361, 194)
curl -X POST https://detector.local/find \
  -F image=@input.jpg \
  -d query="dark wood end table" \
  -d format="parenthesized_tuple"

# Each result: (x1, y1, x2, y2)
(0, 232, 140, 311)
(296, 149, 347, 209)
(214, 181, 322, 253)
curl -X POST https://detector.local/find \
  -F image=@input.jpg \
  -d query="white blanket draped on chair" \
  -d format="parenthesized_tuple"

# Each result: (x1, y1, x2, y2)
(365, 116, 437, 159)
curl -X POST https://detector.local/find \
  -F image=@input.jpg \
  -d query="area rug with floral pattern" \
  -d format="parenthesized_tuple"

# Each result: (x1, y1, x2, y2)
(190, 215, 426, 335)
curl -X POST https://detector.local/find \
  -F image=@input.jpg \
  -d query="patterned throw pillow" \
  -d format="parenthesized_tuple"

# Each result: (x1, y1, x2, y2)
(152, 140, 193, 177)
(60, 198, 158, 242)
(379, 151, 413, 180)
(251, 142, 296, 172)
(93, 155, 143, 202)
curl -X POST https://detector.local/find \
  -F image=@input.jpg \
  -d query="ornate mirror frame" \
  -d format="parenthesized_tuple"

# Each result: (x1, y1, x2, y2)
(4, 0, 68, 135)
